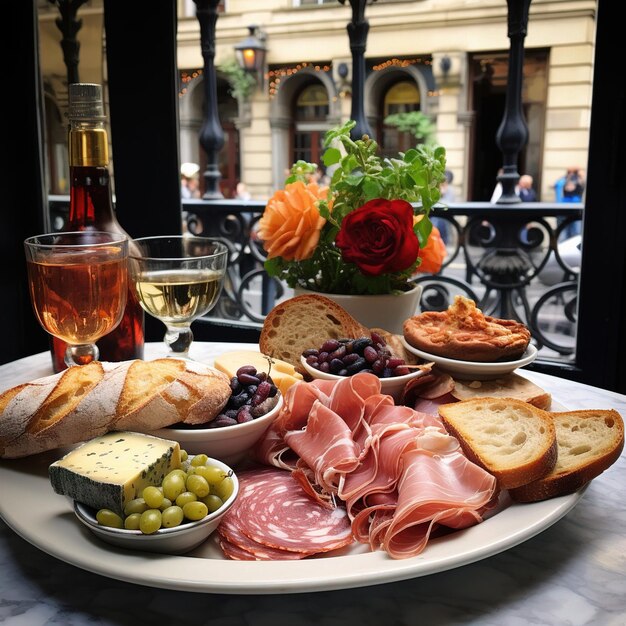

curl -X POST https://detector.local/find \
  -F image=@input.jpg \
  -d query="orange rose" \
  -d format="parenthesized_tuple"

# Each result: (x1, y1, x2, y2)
(258, 180, 328, 262)
(416, 223, 446, 274)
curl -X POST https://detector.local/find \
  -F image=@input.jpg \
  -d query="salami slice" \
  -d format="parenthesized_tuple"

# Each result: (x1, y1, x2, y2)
(217, 467, 354, 559)
(218, 507, 307, 560)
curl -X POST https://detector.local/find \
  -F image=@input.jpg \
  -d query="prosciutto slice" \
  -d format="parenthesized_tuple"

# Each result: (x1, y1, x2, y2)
(251, 372, 497, 560)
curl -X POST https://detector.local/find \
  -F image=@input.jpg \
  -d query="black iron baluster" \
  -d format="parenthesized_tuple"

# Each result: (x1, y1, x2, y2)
(495, 0, 532, 204)
(194, 0, 225, 199)
(339, 0, 376, 140)
(48, 0, 88, 85)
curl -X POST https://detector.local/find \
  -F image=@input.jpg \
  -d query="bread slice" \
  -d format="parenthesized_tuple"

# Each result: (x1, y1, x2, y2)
(450, 373, 552, 410)
(438, 397, 557, 490)
(0, 359, 232, 459)
(509, 409, 624, 502)
(259, 294, 369, 372)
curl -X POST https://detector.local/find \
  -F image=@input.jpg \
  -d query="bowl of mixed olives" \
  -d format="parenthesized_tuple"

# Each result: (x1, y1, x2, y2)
(300, 332, 428, 402)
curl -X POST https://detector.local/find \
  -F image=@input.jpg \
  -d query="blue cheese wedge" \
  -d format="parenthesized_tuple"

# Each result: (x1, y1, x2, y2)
(49, 431, 181, 515)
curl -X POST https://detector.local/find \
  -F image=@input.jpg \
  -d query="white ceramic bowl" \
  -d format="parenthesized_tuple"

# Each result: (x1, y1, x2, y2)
(152, 393, 283, 466)
(400, 338, 538, 381)
(300, 356, 428, 402)
(73, 456, 238, 555)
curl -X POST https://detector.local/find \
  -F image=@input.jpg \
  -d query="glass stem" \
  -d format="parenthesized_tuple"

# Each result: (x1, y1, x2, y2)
(164, 325, 193, 356)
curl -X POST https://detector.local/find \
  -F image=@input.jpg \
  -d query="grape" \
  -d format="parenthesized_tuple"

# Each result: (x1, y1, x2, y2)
(142, 485, 164, 509)
(202, 465, 229, 485)
(191, 453, 209, 467)
(159, 497, 173, 511)
(186, 473, 210, 498)
(124, 513, 142, 530)
(124, 497, 148, 516)
(212, 476, 235, 501)
(139, 509, 162, 534)
(161, 505, 184, 528)
(175, 491, 198, 508)
(201, 494, 224, 513)
(162, 472, 186, 501)
(183, 501, 208, 521)
(96, 509, 123, 529)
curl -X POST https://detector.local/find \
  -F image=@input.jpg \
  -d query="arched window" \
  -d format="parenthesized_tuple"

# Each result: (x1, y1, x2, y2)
(380, 79, 421, 157)
(292, 82, 329, 167)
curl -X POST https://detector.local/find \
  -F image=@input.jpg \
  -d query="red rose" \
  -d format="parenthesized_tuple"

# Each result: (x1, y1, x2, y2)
(335, 198, 420, 276)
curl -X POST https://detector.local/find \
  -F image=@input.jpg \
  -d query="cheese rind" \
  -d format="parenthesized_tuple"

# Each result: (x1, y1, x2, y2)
(214, 350, 303, 395)
(49, 431, 181, 514)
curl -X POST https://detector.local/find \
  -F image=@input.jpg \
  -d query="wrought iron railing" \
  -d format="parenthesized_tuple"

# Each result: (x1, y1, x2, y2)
(50, 196, 583, 367)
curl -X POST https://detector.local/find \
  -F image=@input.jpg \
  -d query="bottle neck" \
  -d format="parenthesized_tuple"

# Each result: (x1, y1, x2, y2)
(69, 120, 109, 167)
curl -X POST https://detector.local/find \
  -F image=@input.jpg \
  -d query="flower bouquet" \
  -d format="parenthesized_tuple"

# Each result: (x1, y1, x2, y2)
(258, 120, 447, 296)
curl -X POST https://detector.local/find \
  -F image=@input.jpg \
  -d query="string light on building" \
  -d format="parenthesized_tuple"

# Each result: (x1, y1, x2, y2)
(372, 58, 430, 71)
(268, 62, 331, 98)
(179, 69, 204, 96)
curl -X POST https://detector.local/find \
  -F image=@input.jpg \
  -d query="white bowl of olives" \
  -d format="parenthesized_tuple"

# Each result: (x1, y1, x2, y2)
(300, 334, 429, 402)
(152, 364, 283, 466)
(73, 454, 238, 555)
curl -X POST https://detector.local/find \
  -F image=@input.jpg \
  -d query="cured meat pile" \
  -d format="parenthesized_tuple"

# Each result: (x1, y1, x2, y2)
(217, 467, 353, 560)
(218, 373, 498, 560)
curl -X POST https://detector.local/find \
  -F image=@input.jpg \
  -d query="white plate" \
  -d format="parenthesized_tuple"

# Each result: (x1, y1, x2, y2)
(400, 338, 538, 380)
(0, 399, 583, 595)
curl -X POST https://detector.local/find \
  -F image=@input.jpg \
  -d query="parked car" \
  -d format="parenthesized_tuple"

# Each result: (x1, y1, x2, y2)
(538, 235, 582, 286)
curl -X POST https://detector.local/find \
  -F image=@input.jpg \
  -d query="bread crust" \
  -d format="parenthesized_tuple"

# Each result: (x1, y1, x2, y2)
(438, 397, 558, 490)
(450, 373, 552, 410)
(259, 294, 369, 372)
(0, 359, 231, 459)
(509, 409, 624, 502)
(403, 296, 531, 362)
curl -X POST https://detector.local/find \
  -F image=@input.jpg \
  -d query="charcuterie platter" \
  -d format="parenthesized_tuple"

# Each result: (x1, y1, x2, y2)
(2, 332, 619, 594)
(0, 404, 584, 594)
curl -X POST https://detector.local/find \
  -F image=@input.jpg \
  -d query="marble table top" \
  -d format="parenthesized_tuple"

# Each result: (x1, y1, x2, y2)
(0, 343, 624, 625)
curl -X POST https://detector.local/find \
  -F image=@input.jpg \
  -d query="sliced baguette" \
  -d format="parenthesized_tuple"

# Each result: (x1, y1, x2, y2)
(450, 373, 552, 410)
(438, 397, 557, 490)
(259, 294, 369, 373)
(0, 359, 231, 459)
(509, 409, 624, 502)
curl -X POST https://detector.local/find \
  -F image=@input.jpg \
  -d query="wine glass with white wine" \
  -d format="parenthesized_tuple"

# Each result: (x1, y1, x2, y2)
(128, 236, 228, 358)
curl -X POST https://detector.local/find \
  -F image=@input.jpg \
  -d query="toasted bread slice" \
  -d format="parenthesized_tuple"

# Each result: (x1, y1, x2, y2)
(438, 397, 557, 490)
(259, 294, 369, 373)
(450, 373, 552, 410)
(509, 409, 624, 502)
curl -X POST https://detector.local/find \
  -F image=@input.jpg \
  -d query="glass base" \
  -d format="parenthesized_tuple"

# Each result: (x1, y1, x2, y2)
(65, 343, 99, 367)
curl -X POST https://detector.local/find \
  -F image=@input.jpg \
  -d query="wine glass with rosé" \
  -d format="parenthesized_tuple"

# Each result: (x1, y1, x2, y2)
(128, 235, 228, 358)
(24, 231, 128, 367)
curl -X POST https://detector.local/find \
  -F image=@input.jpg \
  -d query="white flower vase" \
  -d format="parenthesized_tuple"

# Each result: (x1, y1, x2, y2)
(294, 285, 422, 335)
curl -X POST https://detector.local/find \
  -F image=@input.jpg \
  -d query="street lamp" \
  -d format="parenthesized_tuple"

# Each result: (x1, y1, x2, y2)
(234, 25, 267, 85)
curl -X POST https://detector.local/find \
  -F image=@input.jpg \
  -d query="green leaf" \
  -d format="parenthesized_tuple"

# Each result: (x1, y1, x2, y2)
(323, 147, 341, 167)
(362, 178, 382, 199)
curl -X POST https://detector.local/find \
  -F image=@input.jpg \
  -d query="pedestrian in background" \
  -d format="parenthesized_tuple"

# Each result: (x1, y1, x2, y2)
(518, 174, 537, 202)
(181, 162, 201, 199)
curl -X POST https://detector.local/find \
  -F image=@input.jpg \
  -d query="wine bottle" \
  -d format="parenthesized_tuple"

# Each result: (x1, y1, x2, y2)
(51, 82, 144, 372)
